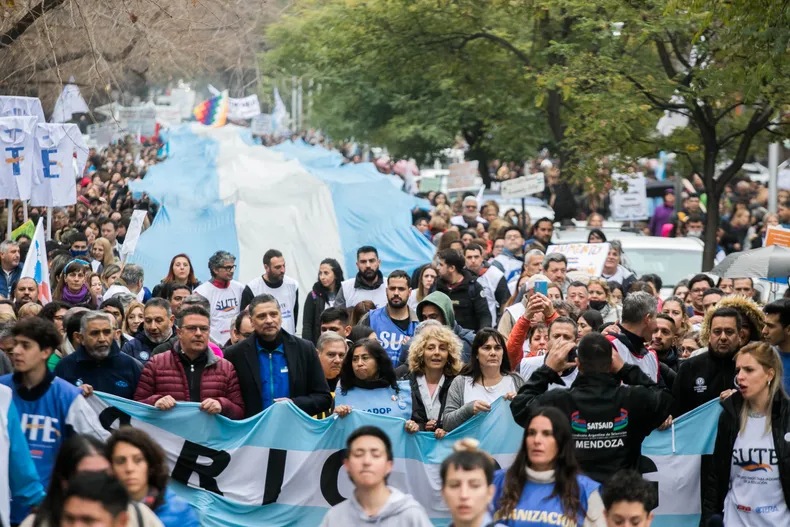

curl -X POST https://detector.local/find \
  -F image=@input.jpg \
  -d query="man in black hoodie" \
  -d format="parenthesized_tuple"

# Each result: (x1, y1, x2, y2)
(435, 248, 491, 331)
(511, 332, 672, 484)
(672, 307, 742, 417)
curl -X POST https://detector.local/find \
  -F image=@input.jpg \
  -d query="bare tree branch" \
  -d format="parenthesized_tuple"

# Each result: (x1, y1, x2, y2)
(0, 0, 69, 49)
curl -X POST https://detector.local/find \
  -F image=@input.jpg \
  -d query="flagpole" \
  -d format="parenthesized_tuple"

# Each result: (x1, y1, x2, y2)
(22, 201, 27, 222)
(6, 200, 11, 240)
(46, 207, 52, 240)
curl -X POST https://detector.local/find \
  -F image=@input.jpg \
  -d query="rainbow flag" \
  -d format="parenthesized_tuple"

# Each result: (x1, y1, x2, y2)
(193, 90, 228, 127)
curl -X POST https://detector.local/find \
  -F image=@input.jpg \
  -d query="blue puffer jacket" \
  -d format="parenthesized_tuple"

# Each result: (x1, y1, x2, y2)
(121, 327, 177, 363)
(154, 488, 200, 527)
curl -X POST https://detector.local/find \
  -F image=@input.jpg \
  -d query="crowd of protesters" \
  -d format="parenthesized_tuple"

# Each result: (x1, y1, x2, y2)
(0, 133, 788, 527)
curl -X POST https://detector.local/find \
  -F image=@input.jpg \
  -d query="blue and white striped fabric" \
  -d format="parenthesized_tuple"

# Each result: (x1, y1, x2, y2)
(128, 125, 435, 295)
(642, 399, 723, 527)
(89, 393, 722, 527)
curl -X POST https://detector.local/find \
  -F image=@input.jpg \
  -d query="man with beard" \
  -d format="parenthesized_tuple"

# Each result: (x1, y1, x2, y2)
(13, 277, 39, 308)
(465, 243, 509, 325)
(0, 240, 21, 298)
(650, 314, 681, 373)
(120, 298, 178, 363)
(240, 249, 299, 335)
(358, 270, 418, 364)
(334, 246, 387, 310)
(528, 217, 554, 248)
(436, 249, 491, 331)
(55, 311, 143, 399)
(672, 307, 743, 417)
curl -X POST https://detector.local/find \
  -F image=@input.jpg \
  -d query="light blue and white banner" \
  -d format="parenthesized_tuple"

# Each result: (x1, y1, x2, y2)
(89, 394, 721, 527)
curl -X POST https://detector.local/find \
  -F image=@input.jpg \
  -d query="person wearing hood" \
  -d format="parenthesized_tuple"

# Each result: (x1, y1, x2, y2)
(241, 249, 299, 334)
(334, 246, 387, 310)
(121, 298, 177, 363)
(673, 307, 744, 418)
(436, 249, 492, 331)
(397, 291, 475, 366)
(302, 258, 344, 344)
(690, 293, 766, 358)
(320, 425, 433, 527)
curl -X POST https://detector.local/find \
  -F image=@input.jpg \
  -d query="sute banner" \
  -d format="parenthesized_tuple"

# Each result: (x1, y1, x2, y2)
(86, 393, 719, 527)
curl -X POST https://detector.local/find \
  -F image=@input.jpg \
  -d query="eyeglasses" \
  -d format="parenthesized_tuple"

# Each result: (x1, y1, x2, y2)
(218, 265, 236, 271)
(182, 325, 210, 334)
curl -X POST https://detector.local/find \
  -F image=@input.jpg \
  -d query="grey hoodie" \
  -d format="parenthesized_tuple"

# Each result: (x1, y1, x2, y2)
(319, 487, 433, 527)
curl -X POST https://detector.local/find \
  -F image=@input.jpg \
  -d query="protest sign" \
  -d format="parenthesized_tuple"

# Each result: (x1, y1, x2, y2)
(547, 242, 610, 276)
(610, 172, 649, 221)
(765, 225, 790, 248)
(87, 121, 123, 147)
(229, 94, 262, 120)
(500, 173, 545, 199)
(447, 160, 479, 191)
(118, 106, 157, 136)
(250, 114, 272, 135)
(87, 392, 717, 527)
(154, 105, 183, 127)
(120, 210, 148, 257)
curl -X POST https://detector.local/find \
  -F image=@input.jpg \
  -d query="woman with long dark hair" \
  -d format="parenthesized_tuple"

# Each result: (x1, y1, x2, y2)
(577, 310, 603, 340)
(152, 254, 200, 298)
(108, 427, 199, 527)
(20, 434, 162, 527)
(333, 339, 411, 420)
(302, 258, 344, 343)
(53, 260, 96, 308)
(702, 342, 790, 525)
(493, 407, 606, 526)
(408, 265, 437, 310)
(442, 328, 524, 431)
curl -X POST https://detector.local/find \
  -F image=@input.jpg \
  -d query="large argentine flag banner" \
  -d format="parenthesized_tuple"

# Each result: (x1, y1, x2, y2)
(127, 125, 434, 296)
(89, 394, 721, 527)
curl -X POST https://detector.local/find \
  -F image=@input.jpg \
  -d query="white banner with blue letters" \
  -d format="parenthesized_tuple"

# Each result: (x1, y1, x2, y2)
(88, 394, 721, 526)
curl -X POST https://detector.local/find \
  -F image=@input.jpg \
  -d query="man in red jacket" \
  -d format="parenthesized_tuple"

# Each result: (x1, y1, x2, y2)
(133, 305, 245, 419)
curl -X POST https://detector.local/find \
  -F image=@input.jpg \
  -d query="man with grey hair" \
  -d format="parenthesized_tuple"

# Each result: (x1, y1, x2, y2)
(194, 250, 245, 344)
(450, 195, 487, 229)
(0, 239, 21, 298)
(542, 252, 571, 294)
(605, 291, 661, 383)
(316, 331, 347, 396)
(103, 264, 148, 302)
(55, 310, 143, 399)
(121, 298, 177, 363)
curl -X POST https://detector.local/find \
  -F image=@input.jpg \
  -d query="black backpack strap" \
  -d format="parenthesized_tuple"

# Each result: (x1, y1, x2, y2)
(132, 502, 144, 526)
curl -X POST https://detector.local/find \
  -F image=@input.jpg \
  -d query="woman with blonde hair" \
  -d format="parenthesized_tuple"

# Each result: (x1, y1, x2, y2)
(100, 263, 122, 290)
(703, 342, 790, 525)
(587, 278, 621, 324)
(17, 302, 42, 319)
(89, 237, 115, 273)
(123, 300, 145, 341)
(403, 322, 463, 439)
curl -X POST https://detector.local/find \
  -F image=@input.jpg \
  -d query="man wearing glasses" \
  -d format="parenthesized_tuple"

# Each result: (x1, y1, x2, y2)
(54, 311, 143, 399)
(194, 250, 245, 345)
(450, 196, 487, 229)
(133, 305, 245, 419)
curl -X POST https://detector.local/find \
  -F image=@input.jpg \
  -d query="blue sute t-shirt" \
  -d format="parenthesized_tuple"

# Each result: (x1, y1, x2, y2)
(490, 469, 600, 527)
(368, 307, 417, 365)
(0, 373, 82, 523)
(257, 341, 290, 411)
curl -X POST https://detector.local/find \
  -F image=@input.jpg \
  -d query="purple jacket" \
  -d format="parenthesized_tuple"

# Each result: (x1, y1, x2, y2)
(649, 204, 674, 236)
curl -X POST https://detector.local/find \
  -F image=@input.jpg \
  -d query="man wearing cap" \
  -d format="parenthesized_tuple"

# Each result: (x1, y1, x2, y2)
(648, 189, 675, 236)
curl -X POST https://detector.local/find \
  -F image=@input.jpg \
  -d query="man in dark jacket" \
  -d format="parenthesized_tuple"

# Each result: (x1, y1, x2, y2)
(511, 332, 673, 484)
(435, 249, 491, 331)
(55, 311, 143, 399)
(121, 298, 177, 363)
(224, 294, 332, 418)
(133, 305, 245, 419)
(0, 240, 22, 298)
(397, 291, 475, 366)
(672, 307, 742, 417)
